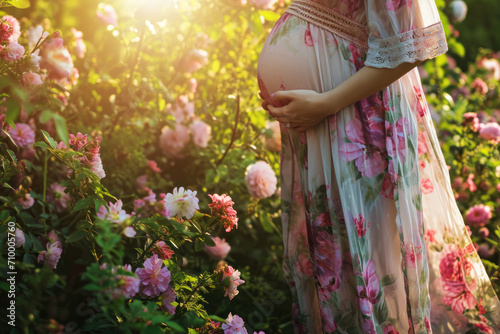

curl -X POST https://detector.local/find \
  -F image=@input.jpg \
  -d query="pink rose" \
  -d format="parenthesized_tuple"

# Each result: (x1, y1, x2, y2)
(479, 122, 500, 142)
(245, 161, 277, 199)
(421, 178, 434, 194)
(3, 41, 24, 62)
(204, 236, 231, 260)
(147, 160, 162, 173)
(46, 182, 71, 213)
(471, 78, 488, 95)
(22, 72, 43, 86)
(189, 120, 211, 148)
(462, 112, 480, 132)
(15, 228, 25, 248)
(159, 124, 190, 159)
(40, 37, 74, 80)
(465, 204, 492, 227)
(478, 57, 500, 81)
(7, 123, 35, 149)
(0, 15, 20, 42)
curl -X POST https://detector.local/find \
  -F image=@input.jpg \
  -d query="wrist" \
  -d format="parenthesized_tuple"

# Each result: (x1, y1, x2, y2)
(317, 90, 339, 117)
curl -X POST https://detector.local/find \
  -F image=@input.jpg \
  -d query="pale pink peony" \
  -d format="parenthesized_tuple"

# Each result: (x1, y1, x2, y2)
(147, 160, 162, 173)
(248, 0, 278, 9)
(152, 241, 175, 260)
(204, 237, 231, 260)
(40, 37, 74, 80)
(46, 182, 71, 213)
(421, 178, 434, 194)
(169, 95, 195, 123)
(8, 123, 35, 149)
(96, 3, 118, 26)
(159, 285, 177, 314)
(15, 228, 25, 248)
(135, 254, 171, 297)
(2, 41, 24, 62)
(22, 72, 43, 86)
(220, 265, 245, 300)
(1, 16, 20, 42)
(208, 193, 238, 232)
(465, 204, 492, 227)
(479, 122, 500, 143)
(18, 193, 34, 209)
(164, 187, 199, 219)
(179, 49, 208, 73)
(264, 121, 281, 152)
(245, 161, 277, 199)
(97, 199, 131, 224)
(38, 240, 63, 270)
(90, 154, 106, 179)
(159, 124, 190, 159)
(189, 120, 211, 148)
(105, 264, 140, 299)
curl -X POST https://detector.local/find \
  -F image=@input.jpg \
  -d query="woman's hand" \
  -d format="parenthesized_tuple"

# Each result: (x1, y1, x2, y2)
(260, 90, 337, 132)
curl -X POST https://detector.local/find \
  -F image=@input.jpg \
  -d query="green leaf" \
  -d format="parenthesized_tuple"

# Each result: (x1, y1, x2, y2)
(258, 10, 280, 22)
(66, 230, 88, 243)
(33, 142, 51, 149)
(41, 130, 58, 149)
(204, 236, 216, 247)
(39, 110, 53, 123)
(259, 211, 274, 233)
(72, 198, 93, 212)
(6, 0, 30, 9)
(52, 113, 69, 143)
(194, 238, 204, 252)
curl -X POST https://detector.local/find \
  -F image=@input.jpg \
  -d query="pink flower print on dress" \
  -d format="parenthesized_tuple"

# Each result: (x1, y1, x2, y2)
(383, 324, 399, 334)
(295, 252, 313, 277)
(304, 26, 314, 47)
(417, 132, 428, 155)
(385, 0, 412, 12)
(353, 213, 369, 237)
(339, 116, 387, 178)
(381, 173, 394, 199)
(413, 86, 427, 117)
(421, 178, 434, 194)
(313, 230, 342, 296)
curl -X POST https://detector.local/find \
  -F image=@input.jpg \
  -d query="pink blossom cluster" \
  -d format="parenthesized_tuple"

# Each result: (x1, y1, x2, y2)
(134, 254, 177, 313)
(465, 204, 492, 227)
(57, 132, 106, 179)
(244, 161, 277, 199)
(479, 122, 500, 143)
(152, 241, 175, 260)
(46, 182, 71, 213)
(97, 199, 136, 237)
(71, 28, 86, 59)
(133, 188, 169, 218)
(4, 123, 35, 149)
(97, 3, 118, 27)
(471, 78, 488, 95)
(462, 112, 480, 132)
(222, 313, 248, 334)
(104, 264, 140, 300)
(37, 230, 63, 270)
(159, 96, 212, 159)
(218, 265, 245, 300)
(478, 57, 500, 81)
(208, 193, 238, 232)
(15, 187, 34, 209)
(204, 237, 231, 260)
(40, 36, 74, 81)
(438, 244, 477, 315)
(164, 187, 200, 220)
(0, 15, 24, 62)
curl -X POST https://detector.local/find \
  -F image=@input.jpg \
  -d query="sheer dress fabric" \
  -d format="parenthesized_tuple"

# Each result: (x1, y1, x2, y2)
(257, 0, 500, 333)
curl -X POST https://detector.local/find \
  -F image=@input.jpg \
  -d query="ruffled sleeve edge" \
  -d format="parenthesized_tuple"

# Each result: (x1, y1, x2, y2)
(364, 21, 448, 69)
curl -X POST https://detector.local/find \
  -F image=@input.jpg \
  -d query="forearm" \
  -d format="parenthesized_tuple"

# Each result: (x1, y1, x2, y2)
(319, 60, 424, 115)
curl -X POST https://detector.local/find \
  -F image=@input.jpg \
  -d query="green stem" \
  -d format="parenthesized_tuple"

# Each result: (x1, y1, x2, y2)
(216, 94, 241, 167)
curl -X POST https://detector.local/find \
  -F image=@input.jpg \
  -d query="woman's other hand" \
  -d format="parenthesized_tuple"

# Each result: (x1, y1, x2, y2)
(265, 90, 337, 132)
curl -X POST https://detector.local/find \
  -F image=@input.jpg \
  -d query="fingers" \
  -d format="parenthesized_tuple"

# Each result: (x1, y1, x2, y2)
(261, 99, 270, 111)
(268, 104, 287, 118)
(272, 91, 294, 101)
(258, 91, 265, 100)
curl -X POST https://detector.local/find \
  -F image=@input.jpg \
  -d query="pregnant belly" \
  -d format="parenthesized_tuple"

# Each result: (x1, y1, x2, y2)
(257, 13, 343, 106)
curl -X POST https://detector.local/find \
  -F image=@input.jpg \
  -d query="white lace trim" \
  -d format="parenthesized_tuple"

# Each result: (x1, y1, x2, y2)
(365, 21, 448, 68)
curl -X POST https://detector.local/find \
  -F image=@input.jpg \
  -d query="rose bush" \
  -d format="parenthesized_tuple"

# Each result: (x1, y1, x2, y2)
(0, 0, 499, 333)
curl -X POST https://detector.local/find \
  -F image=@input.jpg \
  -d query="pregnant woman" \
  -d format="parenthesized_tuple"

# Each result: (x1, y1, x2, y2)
(257, 0, 500, 332)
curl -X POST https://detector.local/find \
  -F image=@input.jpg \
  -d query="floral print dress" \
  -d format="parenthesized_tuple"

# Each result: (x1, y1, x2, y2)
(257, 0, 500, 333)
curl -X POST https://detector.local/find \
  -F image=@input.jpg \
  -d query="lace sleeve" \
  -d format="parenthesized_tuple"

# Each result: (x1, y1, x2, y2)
(365, 21, 448, 68)
(364, 0, 448, 69)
